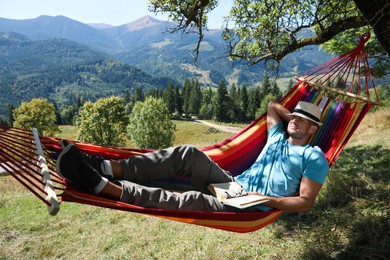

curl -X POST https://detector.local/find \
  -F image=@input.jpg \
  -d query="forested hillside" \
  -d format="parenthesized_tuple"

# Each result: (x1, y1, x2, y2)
(0, 15, 388, 120)
(0, 32, 173, 117)
(0, 15, 336, 87)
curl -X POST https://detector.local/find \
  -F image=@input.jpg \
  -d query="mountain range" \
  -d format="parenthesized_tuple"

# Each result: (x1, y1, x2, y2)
(0, 15, 337, 118)
(0, 15, 335, 84)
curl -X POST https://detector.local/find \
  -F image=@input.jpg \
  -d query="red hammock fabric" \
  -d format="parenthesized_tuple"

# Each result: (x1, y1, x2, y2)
(0, 33, 382, 233)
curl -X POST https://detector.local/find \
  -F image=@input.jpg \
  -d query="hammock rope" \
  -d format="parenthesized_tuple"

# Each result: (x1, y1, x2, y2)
(0, 33, 383, 233)
(0, 127, 64, 210)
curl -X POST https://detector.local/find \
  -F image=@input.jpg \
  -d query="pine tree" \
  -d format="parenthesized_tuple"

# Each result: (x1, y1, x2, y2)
(261, 73, 271, 96)
(188, 79, 202, 115)
(53, 102, 62, 125)
(7, 104, 15, 126)
(271, 81, 281, 100)
(181, 79, 191, 116)
(175, 85, 183, 116)
(123, 90, 132, 103)
(0, 116, 7, 126)
(240, 85, 249, 122)
(214, 81, 229, 122)
(156, 87, 164, 98)
(163, 81, 176, 114)
(247, 87, 262, 121)
(229, 84, 240, 122)
(123, 90, 134, 114)
(134, 87, 145, 102)
(230, 84, 238, 102)
(199, 87, 213, 119)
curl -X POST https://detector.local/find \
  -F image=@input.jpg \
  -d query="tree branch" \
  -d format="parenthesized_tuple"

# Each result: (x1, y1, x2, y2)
(159, 0, 212, 63)
(354, 0, 390, 55)
(250, 16, 368, 64)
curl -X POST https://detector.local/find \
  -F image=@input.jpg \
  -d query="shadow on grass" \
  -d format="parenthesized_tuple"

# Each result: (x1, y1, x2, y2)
(273, 145, 390, 259)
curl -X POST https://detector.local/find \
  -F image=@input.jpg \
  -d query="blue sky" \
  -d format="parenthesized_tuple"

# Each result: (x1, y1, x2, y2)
(0, 0, 233, 29)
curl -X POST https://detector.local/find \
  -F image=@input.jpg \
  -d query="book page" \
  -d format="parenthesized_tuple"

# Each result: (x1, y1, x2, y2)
(223, 194, 269, 208)
(207, 182, 246, 201)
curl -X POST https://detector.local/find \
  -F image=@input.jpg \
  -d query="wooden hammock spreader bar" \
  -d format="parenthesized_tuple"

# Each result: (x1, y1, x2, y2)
(294, 76, 384, 106)
(32, 128, 60, 215)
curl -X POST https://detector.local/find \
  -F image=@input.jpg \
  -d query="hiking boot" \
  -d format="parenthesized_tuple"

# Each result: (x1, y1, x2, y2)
(60, 139, 111, 179)
(56, 143, 102, 192)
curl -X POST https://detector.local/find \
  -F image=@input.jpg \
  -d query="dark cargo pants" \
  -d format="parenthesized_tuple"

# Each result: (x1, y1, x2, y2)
(117, 145, 236, 212)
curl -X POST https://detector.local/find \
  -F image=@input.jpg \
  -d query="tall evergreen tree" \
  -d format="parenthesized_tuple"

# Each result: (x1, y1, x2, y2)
(0, 116, 8, 126)
(123, 90, 132, 103)
(228, 84, 240, 122)
(261, 73, 271, 96)
(214, 81, 229, 122)
(230, 84, 238, 102)
(181, 79, 191, 115)
(134, 87, 145, 102)
(163, 81, 176, 114)
(156, 87, 165, 99)
(240, 85, 249, 122)
(123, 90, 134, 114)
(199, 87, 213, 120)
(188, 79, 202, 115)
(7, 104, 15, 126)
(53, 102, 62, 125)
(271, 81, 282, 100)
(75, 94, 84, 109)
(174, 85, 183, 116)
(247, 87, 262, 122)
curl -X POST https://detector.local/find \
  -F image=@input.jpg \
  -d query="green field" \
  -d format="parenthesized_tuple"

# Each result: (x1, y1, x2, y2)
(1, 109, 389, 259)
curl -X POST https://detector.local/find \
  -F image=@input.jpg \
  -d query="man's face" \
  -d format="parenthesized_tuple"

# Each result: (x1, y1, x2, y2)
(287, 116, 317, 140)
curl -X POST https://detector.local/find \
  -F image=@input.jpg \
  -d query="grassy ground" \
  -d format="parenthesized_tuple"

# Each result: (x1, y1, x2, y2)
(1, 109, 389, 259)
(57, 120, 233, 149)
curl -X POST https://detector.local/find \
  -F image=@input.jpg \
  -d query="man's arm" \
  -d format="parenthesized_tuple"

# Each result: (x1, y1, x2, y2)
(258, 177, 323, 212)
(267, 101, 292, 130)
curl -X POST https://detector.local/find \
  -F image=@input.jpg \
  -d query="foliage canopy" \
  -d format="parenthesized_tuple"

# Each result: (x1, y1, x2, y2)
(76, 96, 128, 146)
(149, 0, 389, 74)
(127, 97, 176, 149)
(13, 98, 59, 136)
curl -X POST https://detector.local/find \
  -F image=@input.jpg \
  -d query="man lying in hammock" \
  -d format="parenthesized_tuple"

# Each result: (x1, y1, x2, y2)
(56, 101, 329, 213)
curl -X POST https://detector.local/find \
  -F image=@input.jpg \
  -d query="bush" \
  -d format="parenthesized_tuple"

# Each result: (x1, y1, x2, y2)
(13, 98, 59, 136)
(76, 96, 127, 146)
(127, 97, 176, 149)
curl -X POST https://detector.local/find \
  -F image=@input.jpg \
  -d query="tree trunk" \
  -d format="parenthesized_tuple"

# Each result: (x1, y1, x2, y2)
(354, 0, 390, 55)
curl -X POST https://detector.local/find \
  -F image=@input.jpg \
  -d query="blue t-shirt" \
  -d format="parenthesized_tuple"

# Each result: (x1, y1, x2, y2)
(235, 123, 329, 198)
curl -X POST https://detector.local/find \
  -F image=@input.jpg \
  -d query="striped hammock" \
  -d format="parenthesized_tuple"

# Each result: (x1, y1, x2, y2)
(0, 33, 382, 233)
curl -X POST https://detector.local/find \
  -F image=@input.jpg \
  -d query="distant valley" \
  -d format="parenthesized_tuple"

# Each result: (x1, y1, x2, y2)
(0, 14, 361, 118)
(0, 15, 335, 84)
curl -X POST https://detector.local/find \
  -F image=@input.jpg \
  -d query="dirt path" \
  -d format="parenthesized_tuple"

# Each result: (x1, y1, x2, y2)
(194, 120, 244, 134)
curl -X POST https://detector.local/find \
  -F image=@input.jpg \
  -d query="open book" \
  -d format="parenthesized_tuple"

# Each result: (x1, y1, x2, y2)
(207, 182, 269, 209)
